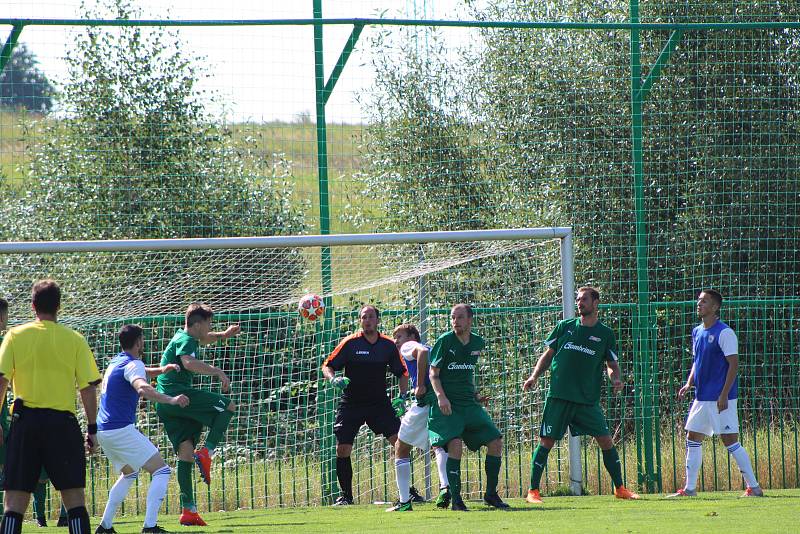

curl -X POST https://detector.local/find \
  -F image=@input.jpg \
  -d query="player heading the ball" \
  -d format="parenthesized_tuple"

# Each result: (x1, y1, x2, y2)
(155, 303, 240, 527)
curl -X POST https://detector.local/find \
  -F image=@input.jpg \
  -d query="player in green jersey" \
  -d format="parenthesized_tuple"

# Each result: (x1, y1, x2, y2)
(523, 286, 638, 503)
(428, 303, 509, 511)
(155, 303, 239, 527)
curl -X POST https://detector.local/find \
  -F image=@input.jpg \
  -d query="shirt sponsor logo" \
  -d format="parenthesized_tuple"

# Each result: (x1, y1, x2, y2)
(589, 336, 601, 342)
(448, 362, 475, 370)
(563, 341, 596, 356)
(355, 350, 370, 355)
(470, 351, 480, 356)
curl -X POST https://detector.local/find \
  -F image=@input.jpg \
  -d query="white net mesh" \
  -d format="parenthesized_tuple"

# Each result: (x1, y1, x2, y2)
(0, 233, 576, 513)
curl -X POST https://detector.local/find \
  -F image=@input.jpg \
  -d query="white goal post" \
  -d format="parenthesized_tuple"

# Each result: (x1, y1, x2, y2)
(0, 227, 583, 499)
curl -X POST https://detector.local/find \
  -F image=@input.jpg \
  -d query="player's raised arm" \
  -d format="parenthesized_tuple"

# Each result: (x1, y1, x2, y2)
(523, 346, 555, 392)
(198, 324, 240, 346)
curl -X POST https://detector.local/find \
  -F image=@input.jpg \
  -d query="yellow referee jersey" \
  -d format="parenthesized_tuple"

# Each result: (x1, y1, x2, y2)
(0, 320, 101, 413)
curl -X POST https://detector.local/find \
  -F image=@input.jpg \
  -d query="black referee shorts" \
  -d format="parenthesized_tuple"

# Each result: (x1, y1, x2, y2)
(3, 407, 86, 492)
(333, 400, 400, 445)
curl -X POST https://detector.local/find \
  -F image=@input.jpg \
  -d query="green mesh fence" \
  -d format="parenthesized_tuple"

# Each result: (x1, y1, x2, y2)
(0, 0, 799, 514)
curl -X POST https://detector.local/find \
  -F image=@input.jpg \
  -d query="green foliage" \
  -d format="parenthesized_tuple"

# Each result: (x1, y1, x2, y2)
(0, 0, 307, 307)
(0, 42, 54, 113)
(2, 0, 305, 242)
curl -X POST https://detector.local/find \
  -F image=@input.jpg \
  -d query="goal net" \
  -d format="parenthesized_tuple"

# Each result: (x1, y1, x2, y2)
(0, 228, 583, 512)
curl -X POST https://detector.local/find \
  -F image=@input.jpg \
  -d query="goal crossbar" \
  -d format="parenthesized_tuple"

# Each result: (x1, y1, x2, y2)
(0, 227, 572, 253)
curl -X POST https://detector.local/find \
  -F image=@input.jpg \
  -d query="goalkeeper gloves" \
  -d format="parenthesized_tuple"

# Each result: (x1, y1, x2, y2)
(392, 392, 410, 417)
(330, 376, 350, 391)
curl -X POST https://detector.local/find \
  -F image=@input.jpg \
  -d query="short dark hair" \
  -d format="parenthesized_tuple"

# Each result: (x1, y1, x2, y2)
(392, 323, 421, 342)
(359, 305, 380, 319)
(577, 286, 600, 301)
(451, 303, 474, 318)
(0, 298, 8, 314)
(185, 303, 213, 327)
(31, 279, 61, 315)
(701, 288, 723, 307)
(119, 324, 144, 350)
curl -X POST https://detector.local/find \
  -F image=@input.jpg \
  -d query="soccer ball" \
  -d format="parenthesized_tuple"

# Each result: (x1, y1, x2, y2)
(298, 293, 325, 321)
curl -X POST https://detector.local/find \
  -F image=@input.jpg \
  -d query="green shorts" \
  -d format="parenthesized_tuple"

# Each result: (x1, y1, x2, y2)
(428, 400, 502, 451)
(540, 397, 610, 440)
(155, 389, 231, 452)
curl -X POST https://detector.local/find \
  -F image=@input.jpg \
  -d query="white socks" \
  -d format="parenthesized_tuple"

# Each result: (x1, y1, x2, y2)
(684, 440, 703, 491)
(144, 466, 172, 528)
(435, 447, 449, 488)
(100, 472, 138, 528)
(395, 458, 411, 503)
(727, 442, 759, 488)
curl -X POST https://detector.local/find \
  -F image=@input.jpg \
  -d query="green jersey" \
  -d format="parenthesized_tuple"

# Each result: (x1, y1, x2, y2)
(545, 318, 618, 405)
(429, 330, 486, 405)
(157, 329, 200, 394)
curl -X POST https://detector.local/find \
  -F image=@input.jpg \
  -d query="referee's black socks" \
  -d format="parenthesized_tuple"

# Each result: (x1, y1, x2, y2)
(0, 510, 23, 534)
(67, 505, 91, 534)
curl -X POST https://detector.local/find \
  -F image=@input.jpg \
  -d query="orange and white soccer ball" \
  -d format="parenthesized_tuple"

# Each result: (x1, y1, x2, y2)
(298, 293, 325, 321)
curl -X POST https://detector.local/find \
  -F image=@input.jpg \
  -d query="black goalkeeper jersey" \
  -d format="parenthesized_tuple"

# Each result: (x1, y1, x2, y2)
(323, 331, 408, 405)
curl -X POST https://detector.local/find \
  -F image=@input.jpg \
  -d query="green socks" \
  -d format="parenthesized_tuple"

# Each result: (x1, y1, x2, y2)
(177, 460, 195, 510)
(485, 455, 502, 495)
(602, 447, 624, 489)
(446, 457, 462, 502)
(32, 481, 47, 520)
(529, 444, 551, 490)
(206, 409, 235, 451)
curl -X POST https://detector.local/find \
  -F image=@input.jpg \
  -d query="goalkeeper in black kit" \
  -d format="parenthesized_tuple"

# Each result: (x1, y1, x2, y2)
(321, 305, 409, 505)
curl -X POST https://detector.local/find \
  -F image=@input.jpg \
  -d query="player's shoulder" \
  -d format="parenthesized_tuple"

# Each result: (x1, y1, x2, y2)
(378, 332, 398, 344)
(435, 330, 456, 344)
(338, 332, 362, 346)
(593, 320, 616, 338)
(469, 331, 486, 345)
(716, 320, 734, 333)
(557, 317, 579, 329)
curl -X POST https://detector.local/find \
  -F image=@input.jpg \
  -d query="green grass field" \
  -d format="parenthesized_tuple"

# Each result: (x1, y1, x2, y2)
(23, 490, 800, 533)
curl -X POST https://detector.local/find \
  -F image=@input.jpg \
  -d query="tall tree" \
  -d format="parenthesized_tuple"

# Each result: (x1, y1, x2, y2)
(0, 0, 307, 314)
(0, 42, 54, 112)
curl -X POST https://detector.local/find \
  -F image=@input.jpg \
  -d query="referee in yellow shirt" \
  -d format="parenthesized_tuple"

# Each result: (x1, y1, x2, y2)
(0, 280, 101, 534)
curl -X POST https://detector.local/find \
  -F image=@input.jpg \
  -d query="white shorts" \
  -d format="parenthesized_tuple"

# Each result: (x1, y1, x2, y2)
(97, 425, 160, 473)
(684, 399, 739, 436)
(398, 403, 430, 451)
